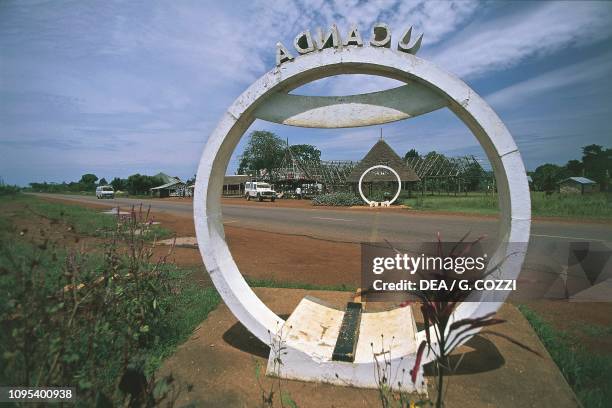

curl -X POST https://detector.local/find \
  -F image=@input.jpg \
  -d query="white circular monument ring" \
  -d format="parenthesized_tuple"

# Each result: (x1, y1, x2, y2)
(194, 46, 531, 374)
(358, 164, 402, 206)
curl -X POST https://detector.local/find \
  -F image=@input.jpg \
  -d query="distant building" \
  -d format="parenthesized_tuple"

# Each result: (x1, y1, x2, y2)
(558, 177, 599, 194)
(150, 172, 186, 198)
(222, 175, 250, 197)
(150, 180, 186, 197)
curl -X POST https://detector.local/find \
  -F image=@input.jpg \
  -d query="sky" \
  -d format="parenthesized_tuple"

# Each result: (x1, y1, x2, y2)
(1, 0, 611, 186)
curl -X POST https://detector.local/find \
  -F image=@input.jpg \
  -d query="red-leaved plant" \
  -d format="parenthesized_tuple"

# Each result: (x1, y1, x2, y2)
(389, 233, 540, 408)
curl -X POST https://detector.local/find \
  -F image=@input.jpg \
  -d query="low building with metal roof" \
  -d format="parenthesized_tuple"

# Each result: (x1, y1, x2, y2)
(558, 176, 599, 194)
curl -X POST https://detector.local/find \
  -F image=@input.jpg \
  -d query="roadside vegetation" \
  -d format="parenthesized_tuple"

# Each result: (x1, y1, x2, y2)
(519, 305, 612, 408)
(400, 143, 610, 219)
(0, 193, 219, 406)
(0, 182, 21, 197)
(247, 277, 355, 292)
(402, 191, 611, 219)
(10, 194, 171, 238)
(25, 172, 191, 196)
(529, 144, 609, 193)
(312, 192, 363, 207)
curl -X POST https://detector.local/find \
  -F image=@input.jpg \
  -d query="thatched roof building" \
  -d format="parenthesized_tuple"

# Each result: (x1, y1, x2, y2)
(346, 139, 420, 183)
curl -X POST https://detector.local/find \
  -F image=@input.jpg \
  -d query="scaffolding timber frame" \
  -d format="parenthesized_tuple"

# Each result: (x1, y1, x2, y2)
(251, 145, 491, 196)
(269, 146, 357, 192)
(405, 154, 490, 195)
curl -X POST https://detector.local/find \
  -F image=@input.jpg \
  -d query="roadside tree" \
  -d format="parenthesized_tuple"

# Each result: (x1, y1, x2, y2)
(238, 131, 285, 175)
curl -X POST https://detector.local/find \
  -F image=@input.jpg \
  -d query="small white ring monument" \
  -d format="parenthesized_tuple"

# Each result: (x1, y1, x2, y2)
(194, 23, 530, 392)
(358, 164, 402, 206)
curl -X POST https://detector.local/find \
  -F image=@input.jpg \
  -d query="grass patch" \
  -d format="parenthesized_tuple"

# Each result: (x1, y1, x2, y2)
(403, 193, 499, 216)
(145, 273, 220, 375)
(5, 193, 171, 239)
(402, 191, 611, 219)
(531, 192, 611, 219)
(579, 323, 612, 337)
(247, 277, 355, 292)
(519, 305, 612, 408)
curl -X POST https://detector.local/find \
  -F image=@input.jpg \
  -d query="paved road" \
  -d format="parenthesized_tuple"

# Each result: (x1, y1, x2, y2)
(32, 193, 611, 244)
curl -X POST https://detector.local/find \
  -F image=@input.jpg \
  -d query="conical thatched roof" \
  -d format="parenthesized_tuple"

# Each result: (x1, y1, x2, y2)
(346, 139, 420, 182)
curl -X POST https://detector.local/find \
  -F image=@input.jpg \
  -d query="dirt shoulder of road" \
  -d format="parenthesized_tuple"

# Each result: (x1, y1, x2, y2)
(32, 194, 361, 286)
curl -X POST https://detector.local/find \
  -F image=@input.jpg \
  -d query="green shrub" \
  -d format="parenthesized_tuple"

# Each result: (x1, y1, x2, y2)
(0, 204, 218, 405)
(0, 184, 20, 196)
(312, 192, 363, 206)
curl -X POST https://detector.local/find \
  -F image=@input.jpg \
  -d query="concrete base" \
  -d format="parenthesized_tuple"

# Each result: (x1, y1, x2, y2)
(266, 296, 425, 393)
(158, 288, 580, 407)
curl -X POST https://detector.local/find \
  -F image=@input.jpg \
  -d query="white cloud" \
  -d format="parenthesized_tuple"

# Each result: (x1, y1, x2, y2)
(2, 0, 612, 185)
(288, 0, 478, 45)
(431, 1, 612, 78)
(486, 51, 612, 109)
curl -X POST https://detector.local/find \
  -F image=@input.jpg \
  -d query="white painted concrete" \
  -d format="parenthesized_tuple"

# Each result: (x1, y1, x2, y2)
(253, 82, 446, 128)
(194, 45, 531, 389)
(266, 297, 425, 393)
(358, 164, 402, 206)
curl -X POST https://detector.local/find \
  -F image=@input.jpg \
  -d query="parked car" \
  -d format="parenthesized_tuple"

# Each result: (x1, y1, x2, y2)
(244, 182, 276, 202)
(96, 185, 115, 199)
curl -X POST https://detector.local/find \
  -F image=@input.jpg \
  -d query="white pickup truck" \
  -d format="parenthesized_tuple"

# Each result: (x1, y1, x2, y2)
(244, 182, 276, 202)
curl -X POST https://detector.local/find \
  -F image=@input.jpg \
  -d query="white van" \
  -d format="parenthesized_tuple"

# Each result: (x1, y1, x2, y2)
(96, 185, 115, 199)
(244, 182, 276, 202)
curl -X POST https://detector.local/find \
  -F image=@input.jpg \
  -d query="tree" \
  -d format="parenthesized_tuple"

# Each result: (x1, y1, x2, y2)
(237, 131, 285, 175)
(185, 174, 196, 185)
(98, 178, 108, 186)
(423, 151, 452, 169)
(462, 161, 485, 191)
(532, 163, 567, 192)
(424, 151, 444, 160)
(126, 174, 163, 195)
(582, 144, 610, 191)
(565, 160, 583, 177)
(79, 173, 98, 185)
(290, 144, 321, 163)
(78, 174, 98, 191)
(111, 177, 128, 192)
(404, 149, 420, 161)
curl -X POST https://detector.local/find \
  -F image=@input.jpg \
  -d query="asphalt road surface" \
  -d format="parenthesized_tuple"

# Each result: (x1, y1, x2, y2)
(32, 193, 611, 244)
